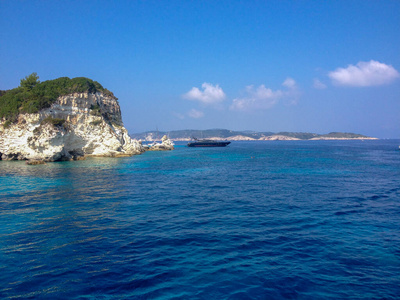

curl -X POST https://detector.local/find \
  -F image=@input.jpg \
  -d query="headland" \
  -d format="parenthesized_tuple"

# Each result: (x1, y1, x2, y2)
(0, 74, 145, 162)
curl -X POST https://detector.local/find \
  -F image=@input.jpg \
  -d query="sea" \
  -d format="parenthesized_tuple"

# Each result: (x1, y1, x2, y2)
(1, 140, 399, 299)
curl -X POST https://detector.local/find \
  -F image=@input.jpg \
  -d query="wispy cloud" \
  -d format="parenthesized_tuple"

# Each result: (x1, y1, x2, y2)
(328, 60, 399, 87)
(188, 109, 204, 118)
(172, 112, 185, 120)
(230, 78, 299, 111)
(282, 77, 296, 89)
(183, 83, 226, 105)
(313, 78, 327, 89)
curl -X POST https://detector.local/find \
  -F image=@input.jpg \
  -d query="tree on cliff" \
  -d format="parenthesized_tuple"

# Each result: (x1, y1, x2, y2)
(20, 73, 40, 91)
(1, 74, 116, 122)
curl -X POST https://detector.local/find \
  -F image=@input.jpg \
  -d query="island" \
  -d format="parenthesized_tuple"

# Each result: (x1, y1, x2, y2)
(131, 129, 377, 141)
(0, 73, 146, 162)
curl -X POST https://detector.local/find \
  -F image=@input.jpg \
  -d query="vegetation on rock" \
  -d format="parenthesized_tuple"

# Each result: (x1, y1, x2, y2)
(318, 132, 367, 138)
(90, 120, 103, 126)
(0, 73, 116, 123)
(275, 132, 318, 140)
(40, 116, 66, 128)
(32, 117, 67, 135)
(89, 104, 102, 116)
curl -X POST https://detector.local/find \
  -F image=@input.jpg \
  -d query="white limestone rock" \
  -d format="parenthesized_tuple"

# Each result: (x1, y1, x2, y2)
(0, 92, 145, 161)
(258, 135, 300, 141)
(147, 135, 174, 151)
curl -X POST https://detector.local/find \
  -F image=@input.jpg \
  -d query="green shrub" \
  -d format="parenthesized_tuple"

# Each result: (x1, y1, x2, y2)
(3, 120, 12, 129)
(0, 74, 117, 122)
(90, 120, 103, 126)
(41, 117, 66, 127)
(90, 104, 102, 116)
(20, 73, 40, 91)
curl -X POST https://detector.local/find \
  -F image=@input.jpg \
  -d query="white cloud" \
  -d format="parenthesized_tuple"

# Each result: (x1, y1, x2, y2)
(282, 77, 297, 89)
(230, 85, 281, 111)
(188, 109, 204, 118)
(313, 78, 327, 89)
(183, 83, 226, 105)
(230, 78, 299, 111)
(328, 60, 399, 87)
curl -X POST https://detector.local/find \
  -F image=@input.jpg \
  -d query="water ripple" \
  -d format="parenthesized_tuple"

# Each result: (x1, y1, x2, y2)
(1, 140, 400, 299)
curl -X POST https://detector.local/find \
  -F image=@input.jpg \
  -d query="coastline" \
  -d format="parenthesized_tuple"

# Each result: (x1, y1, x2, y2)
(145, 136, 379, 142)
(131, 129, 378, 142)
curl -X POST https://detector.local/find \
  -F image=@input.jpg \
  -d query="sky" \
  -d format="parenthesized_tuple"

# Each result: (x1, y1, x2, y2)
(1, 0, 399, 138)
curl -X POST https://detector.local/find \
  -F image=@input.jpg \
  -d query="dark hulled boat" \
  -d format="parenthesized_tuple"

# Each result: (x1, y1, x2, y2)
(187, 138, 231, 147)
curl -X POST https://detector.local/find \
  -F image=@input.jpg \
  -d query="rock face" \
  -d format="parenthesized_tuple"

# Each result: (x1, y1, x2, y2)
(0, 92, 144, 161)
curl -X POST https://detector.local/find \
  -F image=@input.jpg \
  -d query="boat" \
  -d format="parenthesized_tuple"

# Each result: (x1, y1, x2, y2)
(187, 138, 231, 147)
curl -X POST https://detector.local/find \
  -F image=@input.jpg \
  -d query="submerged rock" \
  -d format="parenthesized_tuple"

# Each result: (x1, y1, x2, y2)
(26, 160, 46, 165)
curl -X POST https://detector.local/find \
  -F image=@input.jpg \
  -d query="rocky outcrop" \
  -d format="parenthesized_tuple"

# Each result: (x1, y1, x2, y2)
(0, 92, 144, 161)
(146, 135, 174, 151)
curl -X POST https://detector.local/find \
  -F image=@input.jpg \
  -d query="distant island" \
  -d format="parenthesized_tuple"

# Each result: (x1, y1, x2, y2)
(131, 129, 377, 141)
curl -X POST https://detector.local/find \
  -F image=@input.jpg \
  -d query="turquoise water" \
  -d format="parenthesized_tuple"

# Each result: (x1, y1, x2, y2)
(1, 140, 399, 299)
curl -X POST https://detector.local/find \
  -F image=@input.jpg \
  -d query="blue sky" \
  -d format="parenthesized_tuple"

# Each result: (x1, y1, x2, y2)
(1, 1, 399, 138)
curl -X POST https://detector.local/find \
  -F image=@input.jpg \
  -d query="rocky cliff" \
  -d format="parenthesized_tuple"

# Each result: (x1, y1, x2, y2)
(0, 92, 144, 161)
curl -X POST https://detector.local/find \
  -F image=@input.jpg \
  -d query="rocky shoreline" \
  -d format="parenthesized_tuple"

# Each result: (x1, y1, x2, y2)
(0, 92, 146, 162)
(0, 75, 176, 164)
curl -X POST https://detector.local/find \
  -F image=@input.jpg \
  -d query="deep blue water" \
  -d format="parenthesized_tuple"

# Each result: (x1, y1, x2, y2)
(1, 140, 400, 299)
